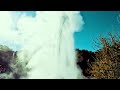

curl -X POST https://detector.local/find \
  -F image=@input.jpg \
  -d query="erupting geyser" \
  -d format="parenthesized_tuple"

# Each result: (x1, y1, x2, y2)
(0, 11, 84, 79)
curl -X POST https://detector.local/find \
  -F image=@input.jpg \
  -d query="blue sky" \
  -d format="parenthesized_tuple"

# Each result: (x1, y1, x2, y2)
(74, 11, 120, 51)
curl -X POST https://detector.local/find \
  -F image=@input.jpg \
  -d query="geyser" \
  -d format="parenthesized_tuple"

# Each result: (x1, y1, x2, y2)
(0, 11, 84, 79)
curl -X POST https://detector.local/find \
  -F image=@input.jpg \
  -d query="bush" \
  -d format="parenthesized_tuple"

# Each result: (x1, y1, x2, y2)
(88, 33, 120, 79)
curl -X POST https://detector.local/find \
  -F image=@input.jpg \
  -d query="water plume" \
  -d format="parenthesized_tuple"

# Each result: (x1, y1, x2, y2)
(0, 11, 84, 79)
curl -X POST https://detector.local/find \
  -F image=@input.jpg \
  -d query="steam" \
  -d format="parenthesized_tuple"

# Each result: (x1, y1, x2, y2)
(0, 11, 84, 79)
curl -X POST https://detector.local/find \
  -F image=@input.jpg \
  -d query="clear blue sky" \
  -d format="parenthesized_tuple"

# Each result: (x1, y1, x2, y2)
(74, 11, 120, 51)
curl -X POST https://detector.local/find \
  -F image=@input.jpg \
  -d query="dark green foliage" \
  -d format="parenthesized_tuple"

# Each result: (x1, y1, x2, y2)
(76, 49, 96, 77)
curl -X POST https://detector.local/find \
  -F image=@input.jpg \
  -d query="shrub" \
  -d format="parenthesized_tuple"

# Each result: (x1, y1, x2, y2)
(88, 33, 120, 79)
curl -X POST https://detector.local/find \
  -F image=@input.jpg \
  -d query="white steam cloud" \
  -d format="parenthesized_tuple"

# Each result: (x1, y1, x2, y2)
(0, 11, 84, 79)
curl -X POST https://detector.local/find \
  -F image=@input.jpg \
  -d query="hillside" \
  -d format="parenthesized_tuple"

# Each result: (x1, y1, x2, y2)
(0, 45, 28, 79)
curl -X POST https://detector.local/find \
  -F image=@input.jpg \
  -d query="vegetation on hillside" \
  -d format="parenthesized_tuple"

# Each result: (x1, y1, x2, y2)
(88, 33, 120, 79)
(76, 49, 95, 77)
(0, 45, 28, 79)
(76, 32, 120, 79)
